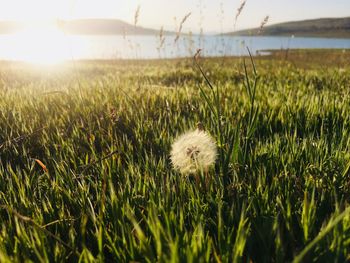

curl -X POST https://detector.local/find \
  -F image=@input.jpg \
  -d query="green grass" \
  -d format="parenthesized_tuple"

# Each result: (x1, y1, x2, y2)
(0, 52, 350, 262)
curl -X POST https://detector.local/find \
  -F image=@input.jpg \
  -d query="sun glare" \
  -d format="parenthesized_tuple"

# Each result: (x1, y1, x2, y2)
(10, 22, 70, 65)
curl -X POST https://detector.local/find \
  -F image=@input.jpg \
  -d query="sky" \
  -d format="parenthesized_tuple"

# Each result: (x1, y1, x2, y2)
(0, 0, 349, 33)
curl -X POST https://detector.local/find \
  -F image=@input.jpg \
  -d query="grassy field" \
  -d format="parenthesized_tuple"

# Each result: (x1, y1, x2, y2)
(0, 50, 350, 262)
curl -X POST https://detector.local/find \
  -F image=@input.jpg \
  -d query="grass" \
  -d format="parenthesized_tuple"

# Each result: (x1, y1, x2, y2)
(0, 50, 350, 262)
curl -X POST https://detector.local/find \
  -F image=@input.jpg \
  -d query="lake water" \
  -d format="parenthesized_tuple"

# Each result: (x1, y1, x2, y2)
(0, 34, 349, 62)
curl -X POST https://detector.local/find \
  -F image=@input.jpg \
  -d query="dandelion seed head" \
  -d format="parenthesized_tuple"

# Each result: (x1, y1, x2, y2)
(170, 129, 217, 174)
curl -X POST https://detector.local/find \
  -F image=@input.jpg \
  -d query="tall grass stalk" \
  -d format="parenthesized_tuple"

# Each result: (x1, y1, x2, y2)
(194, 48, 259, 180)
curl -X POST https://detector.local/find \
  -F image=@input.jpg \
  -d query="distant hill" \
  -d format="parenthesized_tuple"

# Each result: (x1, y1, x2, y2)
(0, 19, 174, 35)
(59, 19, 174, 35)
(227, 17, 350, 38)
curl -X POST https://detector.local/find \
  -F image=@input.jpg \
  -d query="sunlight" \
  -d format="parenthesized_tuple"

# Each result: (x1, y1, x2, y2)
(10, 22, 70, 65)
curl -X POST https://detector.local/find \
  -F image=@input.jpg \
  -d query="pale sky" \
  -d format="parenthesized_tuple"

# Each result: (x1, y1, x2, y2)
(0, 0, 349, 33)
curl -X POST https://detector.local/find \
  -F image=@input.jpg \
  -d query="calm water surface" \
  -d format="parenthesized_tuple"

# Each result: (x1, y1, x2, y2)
(0, 34, 349, 61)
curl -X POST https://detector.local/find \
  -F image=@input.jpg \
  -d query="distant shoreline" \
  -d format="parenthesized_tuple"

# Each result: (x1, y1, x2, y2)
(226, 17, 350, 39)
(0, 48, 348, 64)
(227, 33, 350, 40)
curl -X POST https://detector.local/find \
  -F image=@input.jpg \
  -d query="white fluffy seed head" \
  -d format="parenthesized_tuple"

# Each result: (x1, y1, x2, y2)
(170, 129, 217, 174)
